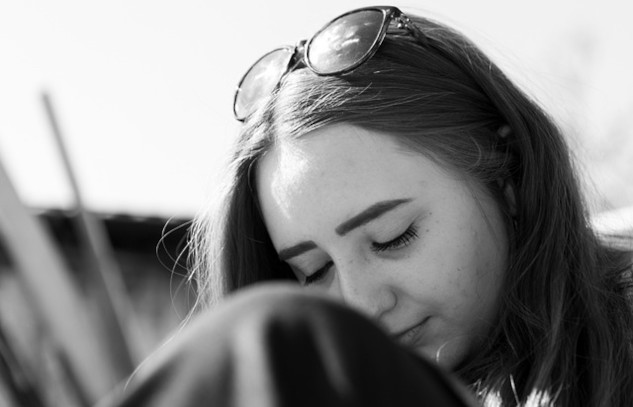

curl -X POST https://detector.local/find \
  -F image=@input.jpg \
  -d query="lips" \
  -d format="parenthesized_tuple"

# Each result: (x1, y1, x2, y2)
(392, 317, 430, 347)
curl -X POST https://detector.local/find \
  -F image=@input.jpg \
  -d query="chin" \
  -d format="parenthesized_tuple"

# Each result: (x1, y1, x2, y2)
(415, 340, 469, 371)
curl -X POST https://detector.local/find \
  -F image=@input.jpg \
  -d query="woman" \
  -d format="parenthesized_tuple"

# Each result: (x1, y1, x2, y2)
(109, 6, 633, 406)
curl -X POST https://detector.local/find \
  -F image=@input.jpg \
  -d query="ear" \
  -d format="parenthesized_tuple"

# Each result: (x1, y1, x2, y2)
(503, 180, 517, 217)
(496, 177, 517, 216)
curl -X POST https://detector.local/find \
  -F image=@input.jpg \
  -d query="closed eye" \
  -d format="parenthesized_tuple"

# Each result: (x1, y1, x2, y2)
(303, 260, 334, 285)
(303, 261, 334, 285)
(371, 225, 418, 253)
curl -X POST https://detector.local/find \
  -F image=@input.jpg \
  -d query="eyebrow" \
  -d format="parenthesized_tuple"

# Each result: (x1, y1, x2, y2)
(277, 198, 412, 262)
(335, 198, 412, 236)
(278, 241, 317, 262)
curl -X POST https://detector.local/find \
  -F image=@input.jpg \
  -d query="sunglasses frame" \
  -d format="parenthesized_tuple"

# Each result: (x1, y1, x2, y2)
(305, 6, 408, 75)
(234, 6, 424, 121)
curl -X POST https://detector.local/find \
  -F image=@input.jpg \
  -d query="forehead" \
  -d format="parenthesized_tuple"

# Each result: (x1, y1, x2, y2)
(261, 124, 403, 189)
(255, 124, 456, 235)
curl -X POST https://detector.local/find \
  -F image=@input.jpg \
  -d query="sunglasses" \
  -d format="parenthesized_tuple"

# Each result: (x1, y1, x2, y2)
(233, 6, 425, 121)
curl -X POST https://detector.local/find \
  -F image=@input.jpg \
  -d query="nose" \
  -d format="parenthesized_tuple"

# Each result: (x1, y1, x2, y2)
(329, 259, 398, 322)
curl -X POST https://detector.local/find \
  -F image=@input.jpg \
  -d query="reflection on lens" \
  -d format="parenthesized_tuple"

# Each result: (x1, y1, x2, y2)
(308, 9, 384, 74)
(235, 48, 293, 120)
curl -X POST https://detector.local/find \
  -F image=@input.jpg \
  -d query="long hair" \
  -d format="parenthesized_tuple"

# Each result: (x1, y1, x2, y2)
(189, 14, 633, 406)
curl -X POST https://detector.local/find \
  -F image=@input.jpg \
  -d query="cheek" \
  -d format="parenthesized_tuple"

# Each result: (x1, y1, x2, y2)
(397, 210, 506, 308)
(430, 230, 502, 312)
(397, 245, 467, 309)
(474, 219, 507, 290)
(458, 228, 506, 323)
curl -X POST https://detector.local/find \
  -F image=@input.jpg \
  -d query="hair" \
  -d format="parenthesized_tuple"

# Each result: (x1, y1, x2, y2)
(188, 12, 633, 407)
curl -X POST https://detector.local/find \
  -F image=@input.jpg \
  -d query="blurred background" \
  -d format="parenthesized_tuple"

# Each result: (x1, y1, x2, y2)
(0, 0, 631, 405)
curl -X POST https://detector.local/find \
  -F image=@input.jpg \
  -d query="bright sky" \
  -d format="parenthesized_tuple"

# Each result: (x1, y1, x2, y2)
(1, 0, 631, 217)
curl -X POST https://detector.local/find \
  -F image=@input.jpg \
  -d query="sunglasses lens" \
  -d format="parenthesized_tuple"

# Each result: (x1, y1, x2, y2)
(307, 9, 385, 74)
(234, 48, 293, 120)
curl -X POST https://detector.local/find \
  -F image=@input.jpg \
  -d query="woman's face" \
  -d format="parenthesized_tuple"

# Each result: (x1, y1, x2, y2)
(256, 123, 508, 369)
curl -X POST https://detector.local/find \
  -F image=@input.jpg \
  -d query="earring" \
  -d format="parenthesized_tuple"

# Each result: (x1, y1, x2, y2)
(497, 124, 512, 138)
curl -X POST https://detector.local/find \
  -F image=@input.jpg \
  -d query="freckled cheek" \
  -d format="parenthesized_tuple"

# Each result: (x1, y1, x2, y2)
(473, 237, 507, 302)
(400, 251, 456, 302)
(454, 268, 472, 298)
(441, 271, 478, 316)
(439, 246, 485, 309)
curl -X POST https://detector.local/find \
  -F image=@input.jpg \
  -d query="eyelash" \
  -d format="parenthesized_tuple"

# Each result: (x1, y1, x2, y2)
(302, 225, 419, 285)
(304, 261, 333, 285)
(371, 225, 419, 253)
